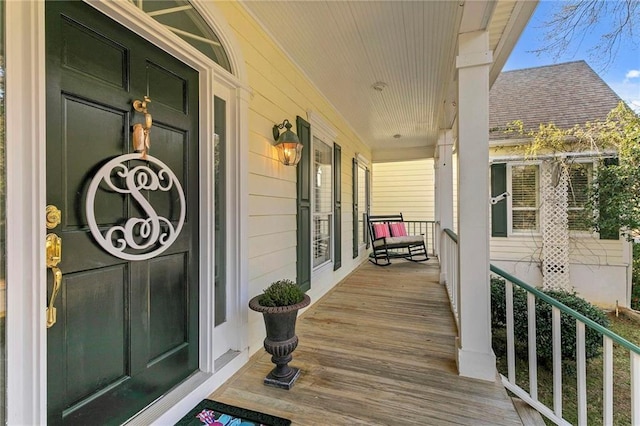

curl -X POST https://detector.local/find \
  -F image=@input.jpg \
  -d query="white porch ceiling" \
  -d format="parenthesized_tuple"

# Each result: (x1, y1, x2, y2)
(240, 1, 537, 161)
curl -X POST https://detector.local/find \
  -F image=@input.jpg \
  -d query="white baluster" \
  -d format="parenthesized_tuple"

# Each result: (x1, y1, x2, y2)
(506, 281, 515, 384)
(603, 336, 613, 425)
(552, 306, 562, 418)
(527, 292, 538, 401)
(577, 321, 587, 426)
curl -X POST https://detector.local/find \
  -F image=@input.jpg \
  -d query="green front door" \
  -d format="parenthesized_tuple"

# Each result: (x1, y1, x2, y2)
(45, 2, 199, 424)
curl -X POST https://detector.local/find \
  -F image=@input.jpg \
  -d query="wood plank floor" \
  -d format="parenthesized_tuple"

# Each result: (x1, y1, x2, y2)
(210, 260, 523, 425)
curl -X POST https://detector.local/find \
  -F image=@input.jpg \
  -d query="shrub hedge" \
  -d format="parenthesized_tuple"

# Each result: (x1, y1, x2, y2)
(491, 277, 609, 363)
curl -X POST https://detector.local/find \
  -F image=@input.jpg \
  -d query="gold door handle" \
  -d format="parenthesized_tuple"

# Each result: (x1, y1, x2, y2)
(46, 233, 62, 328)
(46, 266, 62, 328)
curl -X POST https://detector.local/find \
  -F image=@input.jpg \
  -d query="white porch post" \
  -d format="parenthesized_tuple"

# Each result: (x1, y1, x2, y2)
(455, 30, 496, 382)
(435, 129, 454, 284)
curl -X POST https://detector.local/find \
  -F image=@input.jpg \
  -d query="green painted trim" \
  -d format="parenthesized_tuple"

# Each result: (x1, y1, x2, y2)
(296, 116, 311, 292)
(443, 228, 458, 244)
(352, 157, 359, 259)
(491, 163, 507, 237)
(490, 264, 640, 355)
(333, 143, 342, 271)
(442, 227, 640, 354)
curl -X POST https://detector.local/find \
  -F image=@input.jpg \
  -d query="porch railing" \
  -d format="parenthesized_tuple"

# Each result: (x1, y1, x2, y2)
(440, 228, 640, 425)
(404, 220, 437, 257)
(491, 264, 640, 426)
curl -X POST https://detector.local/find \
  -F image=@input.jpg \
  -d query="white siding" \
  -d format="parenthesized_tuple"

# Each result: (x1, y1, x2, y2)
(217, 2, 373, 354)
(371, 159, 435, 221)
(372, 154, 630, 307)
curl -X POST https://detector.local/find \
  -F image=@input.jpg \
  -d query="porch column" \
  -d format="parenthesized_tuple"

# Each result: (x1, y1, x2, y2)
(455, 30, 495, 382)
(435, 129, 454, 283)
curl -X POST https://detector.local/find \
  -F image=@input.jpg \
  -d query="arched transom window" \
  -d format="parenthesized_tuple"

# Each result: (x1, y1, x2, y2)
(131, 0, 232, 73)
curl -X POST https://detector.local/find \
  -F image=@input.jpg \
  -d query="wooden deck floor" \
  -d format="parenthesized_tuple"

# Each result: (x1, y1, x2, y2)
(210, 260, 523, 425)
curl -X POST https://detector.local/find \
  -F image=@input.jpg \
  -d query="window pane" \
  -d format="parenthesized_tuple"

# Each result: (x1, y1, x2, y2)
(357, 165, 366, 246)
(313, 138, 332, 214)
(568, 209, 590, 231)
(132, 0, 232, 73)
(512, 165, 537, 208)
(214, 97, 226, 326)
(313, 138, 332, 267)
(313, 214, 331, 267)
(513, 211, 537, 231)
(568, 163, 591, 208)
(568, 163, 592, 231)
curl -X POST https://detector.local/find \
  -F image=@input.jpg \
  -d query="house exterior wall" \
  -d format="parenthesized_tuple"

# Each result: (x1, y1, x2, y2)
(487, 142, 631, 307)
(371, 159, 435, 221)
(215, 2, 372, 354)
(491, 236, 631, 308)
(370, 156, 630, 307)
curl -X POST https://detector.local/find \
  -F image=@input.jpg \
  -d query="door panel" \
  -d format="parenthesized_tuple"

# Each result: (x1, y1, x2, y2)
(61, 18, 128, 89)
(46, 2, 199, 424)
(149, 253, 188, 360)
(64, 266, 127, 404)
(62, 96, 128, 228)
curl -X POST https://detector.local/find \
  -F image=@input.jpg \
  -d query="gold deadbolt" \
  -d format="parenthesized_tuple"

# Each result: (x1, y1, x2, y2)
(46, 205, 61, 229)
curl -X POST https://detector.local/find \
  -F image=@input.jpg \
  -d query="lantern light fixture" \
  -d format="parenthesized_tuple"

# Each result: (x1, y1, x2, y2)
(272, 119, 303, 166)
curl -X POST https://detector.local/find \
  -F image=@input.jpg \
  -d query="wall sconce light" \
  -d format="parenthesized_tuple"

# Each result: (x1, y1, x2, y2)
(272, 119, 303, 166)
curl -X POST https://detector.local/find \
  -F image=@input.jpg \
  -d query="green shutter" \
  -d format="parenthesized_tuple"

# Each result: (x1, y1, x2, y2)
(491, 163, 507, 237)
(333, 143, 342, 270)
(365, 167, 371, 249)
(599, 157, 620, 240)
(296, 116, 311, 291)
(352, 158, 359, 258)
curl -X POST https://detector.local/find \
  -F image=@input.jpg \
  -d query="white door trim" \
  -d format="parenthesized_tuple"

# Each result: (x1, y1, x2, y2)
(4, 1, 250, 423)
(5, 1, 47, 423)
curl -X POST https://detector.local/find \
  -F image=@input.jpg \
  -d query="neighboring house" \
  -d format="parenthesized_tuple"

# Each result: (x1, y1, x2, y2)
(489, 61, 631, 308)
(1, 1, 537, 424)
(372, 61, 630, 308)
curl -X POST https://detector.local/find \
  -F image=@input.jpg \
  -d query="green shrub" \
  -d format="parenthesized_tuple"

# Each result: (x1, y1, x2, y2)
(491, 278, 609, 363)
(491, 277, 508, 327)
(258, 279, 305, 307)
(632, 243, 640, 310)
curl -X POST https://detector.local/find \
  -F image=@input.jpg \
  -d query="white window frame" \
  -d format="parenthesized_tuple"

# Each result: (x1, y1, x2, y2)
(356, 156, 370, 251)
(308, 112, 337, 272)
(507, 162, 541, 235)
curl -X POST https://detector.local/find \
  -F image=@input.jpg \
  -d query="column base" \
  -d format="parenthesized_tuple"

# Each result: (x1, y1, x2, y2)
(456, 342, 497, 382)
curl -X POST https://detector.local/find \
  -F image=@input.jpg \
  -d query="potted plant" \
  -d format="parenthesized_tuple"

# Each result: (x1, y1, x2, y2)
(249, 279, 311, 389)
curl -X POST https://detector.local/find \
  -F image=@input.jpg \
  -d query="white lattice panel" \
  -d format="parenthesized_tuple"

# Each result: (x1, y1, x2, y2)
(541, 161, 570, 289)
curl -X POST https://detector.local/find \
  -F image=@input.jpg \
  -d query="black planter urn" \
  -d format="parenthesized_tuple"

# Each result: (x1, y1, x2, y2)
(248, 294, 311, 389)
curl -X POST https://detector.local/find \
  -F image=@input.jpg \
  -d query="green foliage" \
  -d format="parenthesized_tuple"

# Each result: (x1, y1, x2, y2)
(504, 102, 640, 239)
(258, 279, 305, 307)
(632, 244, 640, 311)
(491, 278, 609, 363)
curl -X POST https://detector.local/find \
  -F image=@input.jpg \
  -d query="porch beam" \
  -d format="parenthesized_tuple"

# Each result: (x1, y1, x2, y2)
(455, 30, 496, 382)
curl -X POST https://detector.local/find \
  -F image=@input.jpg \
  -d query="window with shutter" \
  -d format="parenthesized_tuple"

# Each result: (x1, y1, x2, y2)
(511, 165, 539, 232)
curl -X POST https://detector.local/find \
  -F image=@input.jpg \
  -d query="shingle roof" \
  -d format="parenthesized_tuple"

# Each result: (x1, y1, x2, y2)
(489, 61, 621, 140)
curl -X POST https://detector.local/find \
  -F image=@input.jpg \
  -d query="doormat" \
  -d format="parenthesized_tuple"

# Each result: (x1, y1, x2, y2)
(175, 399, 292, 426)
